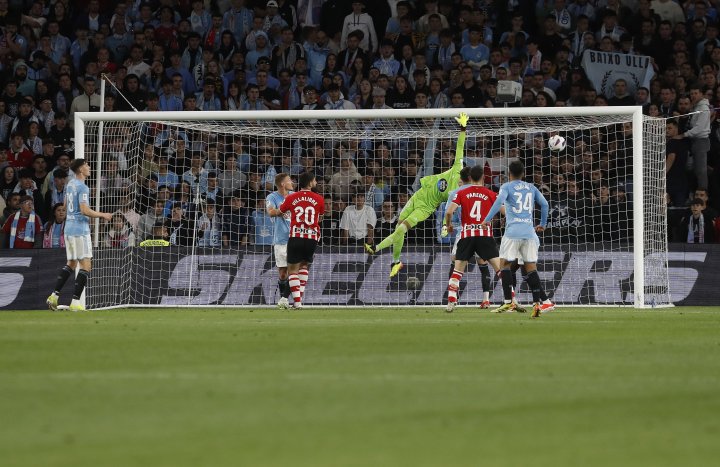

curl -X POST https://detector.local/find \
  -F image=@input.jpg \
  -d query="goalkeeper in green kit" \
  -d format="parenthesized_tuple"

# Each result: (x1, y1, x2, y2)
(365, 112, 469, 277)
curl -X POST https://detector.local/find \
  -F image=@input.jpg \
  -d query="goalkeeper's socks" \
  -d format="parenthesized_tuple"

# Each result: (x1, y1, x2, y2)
(72, 269, 90, 301)
(288, 274, 302, 305)
(391, 224, 408, 263)
(526, 271, 549, 302)
(298, 267, 309, 299)
(54, 265, 73, 295)
(500, 269, 514, 302)
(447, 269, 463, 303)
(479, 263, 491, 292)
(374, 231, 395, 253)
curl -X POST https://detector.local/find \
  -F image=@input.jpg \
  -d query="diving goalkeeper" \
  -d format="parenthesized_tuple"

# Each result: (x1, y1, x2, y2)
(365, 112, 469, 277)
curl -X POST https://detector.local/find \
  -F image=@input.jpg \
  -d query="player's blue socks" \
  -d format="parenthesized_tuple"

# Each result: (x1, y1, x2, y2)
(54, 265, 73, 295)
(526, 271, 548, 302)
(72, 270, 90, 301)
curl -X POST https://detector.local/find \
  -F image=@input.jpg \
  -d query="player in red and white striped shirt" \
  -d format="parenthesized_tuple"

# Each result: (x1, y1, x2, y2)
(443, 165, 502, 312)
(269, 172, 325, 309)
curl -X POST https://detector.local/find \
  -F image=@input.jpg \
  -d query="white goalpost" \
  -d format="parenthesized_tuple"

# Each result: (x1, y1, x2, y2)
(74, 107, 671, 309)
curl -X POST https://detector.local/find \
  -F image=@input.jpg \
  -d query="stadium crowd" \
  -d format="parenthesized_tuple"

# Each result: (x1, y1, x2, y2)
(0, 0, 719, 249)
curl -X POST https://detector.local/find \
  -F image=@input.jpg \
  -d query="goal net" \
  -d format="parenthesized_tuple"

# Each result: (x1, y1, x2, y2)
(75, 108, 670, 309)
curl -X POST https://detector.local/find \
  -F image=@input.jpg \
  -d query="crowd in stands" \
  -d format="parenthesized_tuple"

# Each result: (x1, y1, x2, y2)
(1, 0, 720, 248)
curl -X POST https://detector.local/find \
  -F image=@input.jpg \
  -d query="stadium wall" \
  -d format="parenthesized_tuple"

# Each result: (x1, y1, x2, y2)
(1, 245, 717, 309)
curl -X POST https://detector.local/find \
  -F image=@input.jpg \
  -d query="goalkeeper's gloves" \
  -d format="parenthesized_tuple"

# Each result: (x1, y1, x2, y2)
(441, 225, 449, 237)
(455, 112, 469, 129)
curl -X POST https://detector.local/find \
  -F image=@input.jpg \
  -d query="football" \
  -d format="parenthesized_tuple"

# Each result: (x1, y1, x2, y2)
(406, 276, 421, 290)
(548, 135, 567, 151)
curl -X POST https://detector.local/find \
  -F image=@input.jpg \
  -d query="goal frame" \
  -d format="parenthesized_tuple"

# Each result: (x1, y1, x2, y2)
(74, 106, 664, 309)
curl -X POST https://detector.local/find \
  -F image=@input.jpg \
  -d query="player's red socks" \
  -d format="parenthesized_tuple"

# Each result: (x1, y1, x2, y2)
(298, 267, 308, 300)
(447, 269, 463, 303)
(289, 274, 302, 304)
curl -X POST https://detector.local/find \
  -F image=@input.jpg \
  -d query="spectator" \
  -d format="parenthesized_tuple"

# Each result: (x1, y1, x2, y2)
(197, 198, 221, 247)
(677, 197, 716, 243)
(138, 199, 166, 241)
(44, 168, 68, 216)
(376, 199, 397, 241)
(222, 191, 250, 247)
(1, 166, 18, 200)
(607, 79, 635, 106)
(340, 1, 377, 54)
(676, 84, 712, 191)
(69, 77, 101, 125)
(42, 203, 67, 248)
(1, 195, 43, 248)
(104, 212, 136, 248)
(665, 120, 689, 206)
(168, 202, 195, 247)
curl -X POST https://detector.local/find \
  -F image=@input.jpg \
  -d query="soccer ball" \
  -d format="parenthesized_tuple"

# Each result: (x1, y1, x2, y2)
(548, 135, 566, 152)
(406, 276, 421, 290)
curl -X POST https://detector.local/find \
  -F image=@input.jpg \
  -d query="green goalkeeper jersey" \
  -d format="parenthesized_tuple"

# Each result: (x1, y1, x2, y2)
(418, 131, 466, 207)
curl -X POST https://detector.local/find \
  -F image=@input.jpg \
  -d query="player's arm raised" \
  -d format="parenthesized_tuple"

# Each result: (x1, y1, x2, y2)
(452, 112, 468, 168)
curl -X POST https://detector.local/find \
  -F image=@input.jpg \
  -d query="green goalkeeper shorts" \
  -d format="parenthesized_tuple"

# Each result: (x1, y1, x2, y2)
(398, 192, 437, 229)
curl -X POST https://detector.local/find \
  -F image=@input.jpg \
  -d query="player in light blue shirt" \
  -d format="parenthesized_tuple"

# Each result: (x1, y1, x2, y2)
(482, 160, 554, 315)
(47, 159, 112, 312)
(440, 166, 493, 307)
(265, 172, 294, 308)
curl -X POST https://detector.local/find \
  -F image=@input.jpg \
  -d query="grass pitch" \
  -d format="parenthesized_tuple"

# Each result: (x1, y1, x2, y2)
(1, 307, 719, 467)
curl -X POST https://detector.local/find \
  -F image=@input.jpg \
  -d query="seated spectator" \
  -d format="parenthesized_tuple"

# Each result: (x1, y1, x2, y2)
(677, 198, 716, 243)
(340, 191, 377, 245)
(0, 166, 18, 200)
(42, 203, 66, 249)
(44, 168, 68, 216)
(197, 198, 221, 247)
(1, 195, 43, 248)
(104, 212, 136, 248)
(5, 133, 33, 169)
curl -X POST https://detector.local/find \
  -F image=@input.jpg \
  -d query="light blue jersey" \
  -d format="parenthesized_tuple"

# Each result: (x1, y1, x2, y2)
(444, 183, 471, 229)
(65, 179, 91, 236)
(484, 180, 548, 240)
(266, 190, 292, 245)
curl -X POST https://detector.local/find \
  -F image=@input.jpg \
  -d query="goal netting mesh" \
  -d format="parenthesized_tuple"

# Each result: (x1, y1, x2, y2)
(79, 110, 671, 308)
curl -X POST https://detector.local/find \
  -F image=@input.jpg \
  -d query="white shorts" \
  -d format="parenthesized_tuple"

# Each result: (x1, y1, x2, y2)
(499, 237, 539, 264)
(450, 235, 461, 256)
(274, 244, 288, 268)
(65, 234, 93, 261)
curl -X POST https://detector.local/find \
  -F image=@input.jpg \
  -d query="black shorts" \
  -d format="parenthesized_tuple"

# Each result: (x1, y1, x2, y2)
(287, 237, 318, 264)
(455, 236, 499, 262)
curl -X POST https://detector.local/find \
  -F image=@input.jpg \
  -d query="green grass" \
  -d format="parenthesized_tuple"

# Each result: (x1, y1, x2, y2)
(1, 307, 720, 467)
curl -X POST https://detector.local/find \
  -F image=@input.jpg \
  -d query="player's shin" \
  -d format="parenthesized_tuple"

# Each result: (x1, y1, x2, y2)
(288, 274, 302, 304)
(526, 271, 549, 302)
(479, 263, 491, 301)
(447, 269, 463, 303)
(391, 224, 408, 262)
(72, 269, 90, 301)
(298, 267, 309, 299)
(278, 279, 290, 298)
(54, 265, 73, 295)
(500, 269, 514, 303)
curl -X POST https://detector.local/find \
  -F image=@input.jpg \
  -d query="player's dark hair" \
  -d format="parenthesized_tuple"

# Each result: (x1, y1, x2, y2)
(508, 160, 525, 179)
(469, 165, 484, 182)
(70, 159, 86, 174)
(299, 171, 315, 189)
(459, 166, 471, 183)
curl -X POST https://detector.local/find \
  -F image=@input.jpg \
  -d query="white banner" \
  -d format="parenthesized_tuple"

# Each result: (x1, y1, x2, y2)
(581, 51, 654, 98)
